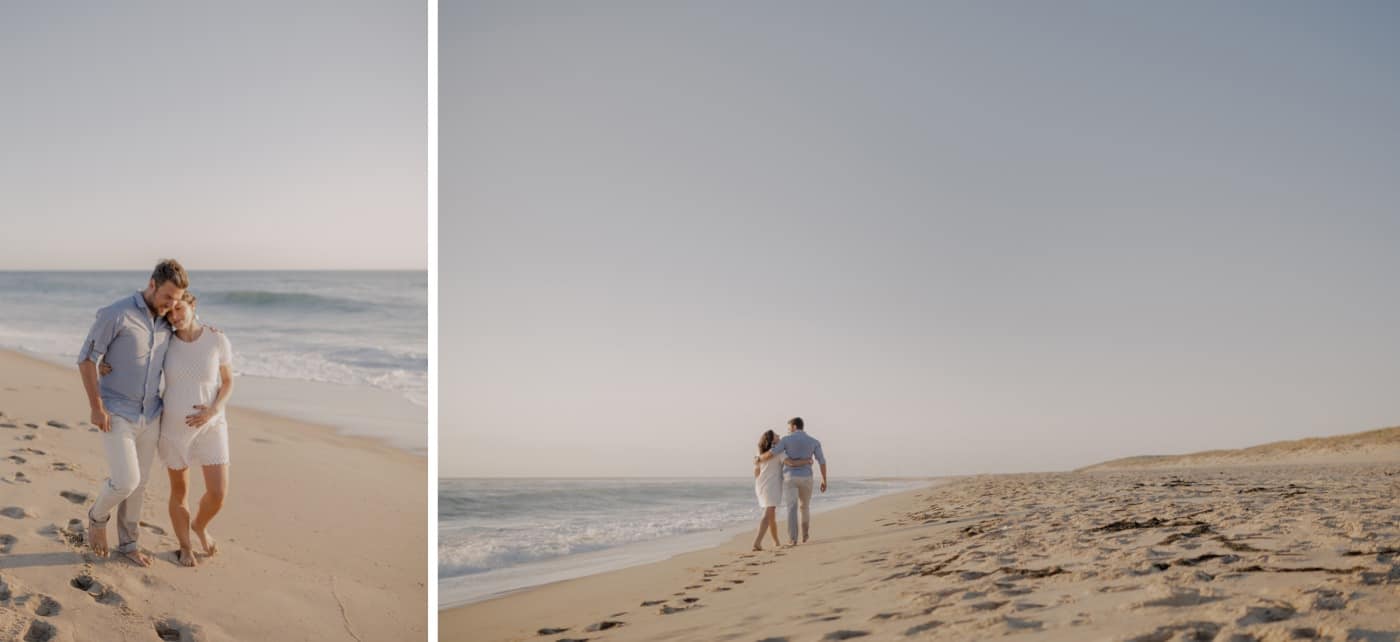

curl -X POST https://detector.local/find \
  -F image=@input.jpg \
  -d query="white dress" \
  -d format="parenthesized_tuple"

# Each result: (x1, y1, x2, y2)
(159, 328, 233, 469)
(755, 450, 784, 508)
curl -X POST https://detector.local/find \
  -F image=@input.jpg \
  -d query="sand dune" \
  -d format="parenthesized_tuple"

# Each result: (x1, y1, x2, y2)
(0, 350, 426, 641)
(1080, 426, 1400, 472)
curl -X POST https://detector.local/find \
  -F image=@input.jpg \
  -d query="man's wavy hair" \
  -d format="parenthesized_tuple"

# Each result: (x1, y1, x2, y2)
(151, 259, 189, 289)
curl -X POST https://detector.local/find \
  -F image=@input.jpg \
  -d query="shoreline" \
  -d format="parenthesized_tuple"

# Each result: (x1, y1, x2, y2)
(440, 477, 941, 609)
(2, 346, 427, 455)
(0, 347, 427, 640)
(439, 480, 952, 639)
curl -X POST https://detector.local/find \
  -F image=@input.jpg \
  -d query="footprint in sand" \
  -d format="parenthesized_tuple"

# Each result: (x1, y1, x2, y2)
(536, 627, 569, 635)
(903, 620, 943, 635)
(1004, 615, 1043, 630)
(1125, 621, 1222, 642)
(1235, 601, 1296, 626)
(2, 507, 31, 519)
(154, 617, 203, 641)
(25, 594, 61, 617)
(140, 522, 167, 536)
(58, 491, 88, 505)
(640, 600, 666, 606)
(821, 631, 870, 640)
(70, 574, 124, 606)
(583, 620, 625, 632)
(47, 519, 84, 547)
(49, 462, 73, 472)
(44, 421, 69, 430)
(1306, 588, 1347, 611)
(22, 619, 59, 642)
(0, 534, 15, 553)
(19, 434, 36, 441)
(18, 449, 44, 456)
(6, 456, 24, 464)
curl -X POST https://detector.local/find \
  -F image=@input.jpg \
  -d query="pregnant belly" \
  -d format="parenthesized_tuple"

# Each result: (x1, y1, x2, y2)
(164, 385, 214, 414)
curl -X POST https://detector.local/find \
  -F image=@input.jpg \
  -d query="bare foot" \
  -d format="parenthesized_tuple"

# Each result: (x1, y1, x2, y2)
(177, 548, 199, 567)
(753, 545, 763, 552)
(88, 522, 109, 558)
(121, 549, 152, 567)
(194, 527, 217, 556)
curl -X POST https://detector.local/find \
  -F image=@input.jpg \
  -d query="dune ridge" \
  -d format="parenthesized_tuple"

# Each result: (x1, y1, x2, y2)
(1079, 426, 1400, 472)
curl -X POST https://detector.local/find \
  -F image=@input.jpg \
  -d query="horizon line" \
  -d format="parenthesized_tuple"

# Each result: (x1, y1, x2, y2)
(0, 267, 428, 272)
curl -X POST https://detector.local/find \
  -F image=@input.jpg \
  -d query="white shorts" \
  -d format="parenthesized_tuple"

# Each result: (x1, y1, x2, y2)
(159, 420, 230, 470)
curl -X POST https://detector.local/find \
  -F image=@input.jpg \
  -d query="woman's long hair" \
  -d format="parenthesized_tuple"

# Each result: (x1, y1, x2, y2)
(757, 429, 778, 454)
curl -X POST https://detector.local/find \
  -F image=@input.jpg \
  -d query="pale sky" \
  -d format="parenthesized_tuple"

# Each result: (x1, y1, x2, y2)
(0, 2, 426, 270)
(443, 2, 1400, 477)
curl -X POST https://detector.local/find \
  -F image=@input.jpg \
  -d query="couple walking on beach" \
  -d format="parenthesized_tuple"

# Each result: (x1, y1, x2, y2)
(77, 259, 235, 568)
(752, 417, 828, 551)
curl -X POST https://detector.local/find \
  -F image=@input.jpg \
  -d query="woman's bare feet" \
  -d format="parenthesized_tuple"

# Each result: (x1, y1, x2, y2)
(177, 548, 199, 567)
(194, 526, 217, 556)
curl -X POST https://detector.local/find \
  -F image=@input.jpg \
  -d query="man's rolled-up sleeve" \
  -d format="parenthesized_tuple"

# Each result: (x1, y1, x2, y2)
(814, 441, 826, 466)
(77, 308, 119, 364)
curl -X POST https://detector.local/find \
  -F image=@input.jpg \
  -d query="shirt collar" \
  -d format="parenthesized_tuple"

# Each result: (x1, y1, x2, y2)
(130, 291, 172, 330)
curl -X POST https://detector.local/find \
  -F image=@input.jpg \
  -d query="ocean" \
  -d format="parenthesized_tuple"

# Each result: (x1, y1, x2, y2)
(0, 270, 427, 451)
(438, 477, 930, 607)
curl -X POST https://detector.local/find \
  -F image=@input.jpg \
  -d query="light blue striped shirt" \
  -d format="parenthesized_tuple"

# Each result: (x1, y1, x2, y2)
(77, 292, 171, 423)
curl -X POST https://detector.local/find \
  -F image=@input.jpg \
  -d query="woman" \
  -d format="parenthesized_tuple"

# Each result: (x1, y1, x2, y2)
(752, 430, 809, 551)
(159, 293, 233, 567)
(99, 293, 232, 567)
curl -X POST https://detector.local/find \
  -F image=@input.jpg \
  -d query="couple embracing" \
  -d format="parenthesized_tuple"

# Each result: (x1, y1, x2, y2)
(752, 417, 828, 551)
(77, 259, 234, 568)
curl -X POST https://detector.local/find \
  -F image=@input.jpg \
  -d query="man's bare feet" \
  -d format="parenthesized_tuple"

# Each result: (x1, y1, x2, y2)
(121, 549, 152, 567)
(88, 523, 109, 557)
(194, 527, 217, 556)
(177, 548, 199, 567)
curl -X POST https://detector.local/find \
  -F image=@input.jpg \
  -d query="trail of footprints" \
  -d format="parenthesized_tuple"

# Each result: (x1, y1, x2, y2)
(528, 549, 858, 642)
(0, 412, 204, 641)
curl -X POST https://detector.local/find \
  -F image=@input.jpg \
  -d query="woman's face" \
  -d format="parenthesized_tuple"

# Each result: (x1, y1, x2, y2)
(167, 300, 194, 330)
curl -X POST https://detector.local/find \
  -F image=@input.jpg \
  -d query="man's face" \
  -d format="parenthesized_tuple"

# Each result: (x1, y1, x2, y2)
(149, 281, 186, 317)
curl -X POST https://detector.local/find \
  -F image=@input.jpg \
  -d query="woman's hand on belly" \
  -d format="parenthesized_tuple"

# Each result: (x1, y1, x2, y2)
(185, 404, 220, 428)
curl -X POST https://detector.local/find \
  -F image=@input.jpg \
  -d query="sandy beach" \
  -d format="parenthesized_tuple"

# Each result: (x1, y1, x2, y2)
(441, 430, 1399, 641)
(0, 349, 427, 641)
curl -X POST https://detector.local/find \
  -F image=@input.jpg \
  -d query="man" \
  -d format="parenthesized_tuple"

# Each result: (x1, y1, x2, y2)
(78, 259, 188, 566)
(768, 416, 827, 545)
